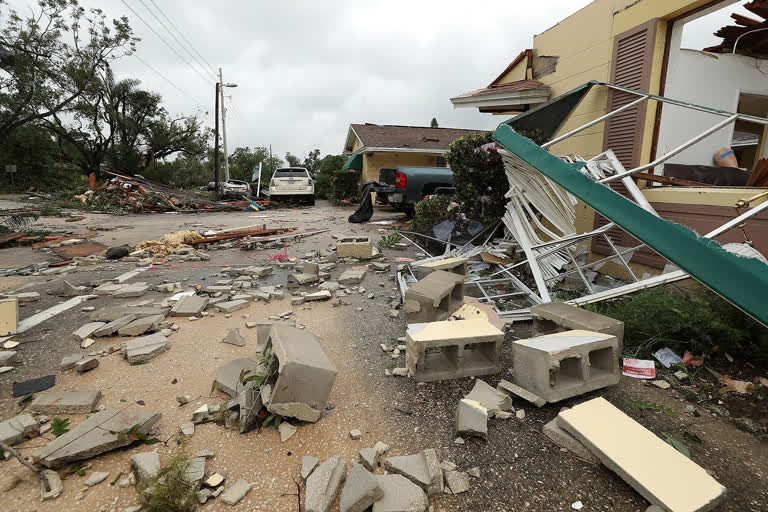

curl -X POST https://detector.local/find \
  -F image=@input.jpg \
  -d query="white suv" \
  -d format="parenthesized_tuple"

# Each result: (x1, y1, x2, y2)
(268, 167, 315, 205)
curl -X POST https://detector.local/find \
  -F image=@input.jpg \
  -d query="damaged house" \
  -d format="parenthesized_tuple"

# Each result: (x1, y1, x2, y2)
(444, 0, 768, 322)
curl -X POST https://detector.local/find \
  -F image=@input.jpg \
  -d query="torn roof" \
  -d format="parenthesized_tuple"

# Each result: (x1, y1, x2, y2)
(344, 124, 483, 153)
(703, 0, 768, 58)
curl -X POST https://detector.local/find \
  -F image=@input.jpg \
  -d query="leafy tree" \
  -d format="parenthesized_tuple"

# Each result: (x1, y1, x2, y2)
(44, 68, 207, 174)
(430, 117, 438, 128)
(228, 146, 282, 186)
(313, 153, 345, 199)
(0, 0, 137, 140)
(303, 148, 320, 174)
(284, 152, 301, 167)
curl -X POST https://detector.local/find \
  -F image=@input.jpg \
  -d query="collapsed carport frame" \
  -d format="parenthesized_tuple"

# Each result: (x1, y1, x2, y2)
(464, 80, 768, 326)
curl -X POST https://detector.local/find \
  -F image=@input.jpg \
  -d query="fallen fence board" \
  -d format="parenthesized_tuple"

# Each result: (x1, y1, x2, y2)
(493, 124, 768, 327)
(557, 397, 726, 512)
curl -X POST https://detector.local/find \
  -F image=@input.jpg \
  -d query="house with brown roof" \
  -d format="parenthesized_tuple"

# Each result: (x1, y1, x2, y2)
(342, 123, 484, 185)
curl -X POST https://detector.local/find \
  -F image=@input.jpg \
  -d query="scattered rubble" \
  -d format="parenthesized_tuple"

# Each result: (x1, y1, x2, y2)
(340, 463, 384, 512)
(372, 474, 428, 512)
(120, 332, 169, 363)
(382, 449, 443, 496)
(305, 456, 347, 512)
(456, 399, 488, 439)
(221, 328, 246, 347)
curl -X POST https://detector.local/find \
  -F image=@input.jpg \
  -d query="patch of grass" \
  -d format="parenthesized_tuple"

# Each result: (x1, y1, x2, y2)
(136, 453, 197, 512)
(585, 288, 768, 363)
(379, 229, 403, 249)
(39, 202, 62, 216)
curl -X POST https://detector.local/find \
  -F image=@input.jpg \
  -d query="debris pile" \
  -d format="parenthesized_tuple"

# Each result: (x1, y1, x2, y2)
(74, 172, 247, 213)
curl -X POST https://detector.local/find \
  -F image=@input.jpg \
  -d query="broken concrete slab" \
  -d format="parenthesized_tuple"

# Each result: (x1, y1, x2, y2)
(0, 414, 37, 445)
(340, 463, 384, 512)
(318, 281, 340, 293)
(264, 325, 337, 423)
(415, 257, 468, 280)
(221, 479, 252, 505)
(216, 358, 264, 397)
(213, 299, 249, 313)
(221, 328, 246, 347)
(204, 470, 226, 488)
(90, 306, 168, 322)
(180, 422, 195, 436)
(497, 379, 547, 407)
(6, 292, 40, 303)
(238, 387, 263, 434)
(75, 357, 99, 373)
(94, 283, 124, 295)
(121, 332, 169, 363)
(93, 315, 136, 337)
(444, 470, 470, 495)
(73, 322, 107, 341)
(305, 456, 347, 512)
(372, 474, 428, 512)
(61, 280, 86, 296)
(464, 379, 513, 418)
(131, 451, 160, 481)
(238, 265, 272, 277)
(456, 399, 488, 439)
(117, 314, 164, 336)
(84, 471, 110, 486)
(513, 330, 620, 403)
(113, 282, 151, 298)
(60, 354, 82, 371)
(542, 417, 599, 464)
(338, 268, 368, 285)
(0, 350, 18, 365)
(557, 397, 726, 512)
(305, 290, 332, 301)
(33, 409, 161, 468)
(279, 421, 297, 442)
(40, 469, 63, 501)
(185, 457, 206, 484)
(170, 295, 209, 316)
(30, 391, 102, 414)
(301, 455, 320, 480)
(382, 449, 443, 497)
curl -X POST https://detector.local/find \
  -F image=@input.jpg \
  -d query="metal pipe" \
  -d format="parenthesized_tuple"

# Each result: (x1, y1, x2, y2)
(704, 199, 768, 239)
(601, 233, 639, 282)
(732, 27, 768, 54)
(600, 114, 739, 183)
(543, 96, 649, 149)
(398, 233, 432, 257)
(543, 244, 644, 282)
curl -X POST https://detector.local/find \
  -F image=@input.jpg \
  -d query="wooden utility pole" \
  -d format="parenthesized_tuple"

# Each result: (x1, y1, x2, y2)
(214, 82, 220, 199)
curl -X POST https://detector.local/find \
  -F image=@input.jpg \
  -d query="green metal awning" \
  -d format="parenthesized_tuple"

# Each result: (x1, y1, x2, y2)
(342, 152, 363, 170)
(493, 123, 768, 327)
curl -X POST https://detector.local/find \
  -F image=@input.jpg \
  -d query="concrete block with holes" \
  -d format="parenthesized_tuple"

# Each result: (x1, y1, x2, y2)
(405, 318, 503, 382)
(512, 330, 619, 403)
(404, 270, 465, 324)
(336, 236, 373, 259)
(530, 302, 624, 352)
(415, 257, 468, 280)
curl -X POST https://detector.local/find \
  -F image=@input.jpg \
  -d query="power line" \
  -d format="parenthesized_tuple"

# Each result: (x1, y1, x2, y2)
(132, 54, 207, 109)
(139, 0, 216, 81)
(148, 0, 218, 77)
(121, 0, 214, 86)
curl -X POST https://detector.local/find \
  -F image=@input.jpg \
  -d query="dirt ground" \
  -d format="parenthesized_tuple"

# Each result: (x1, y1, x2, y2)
(0, 198, 766, 512)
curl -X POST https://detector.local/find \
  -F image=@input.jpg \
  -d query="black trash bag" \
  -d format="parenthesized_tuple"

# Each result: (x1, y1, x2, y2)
(348, 181, 379, 223)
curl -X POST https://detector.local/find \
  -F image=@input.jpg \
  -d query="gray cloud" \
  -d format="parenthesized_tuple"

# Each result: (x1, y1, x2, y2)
(7, 0, 745, 162)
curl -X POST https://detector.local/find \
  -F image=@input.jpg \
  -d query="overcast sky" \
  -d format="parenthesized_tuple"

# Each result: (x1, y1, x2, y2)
(6, 0, 749, 163)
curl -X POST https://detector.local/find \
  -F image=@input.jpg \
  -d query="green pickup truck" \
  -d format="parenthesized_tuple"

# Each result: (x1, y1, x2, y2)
(376, 166, 454, 215)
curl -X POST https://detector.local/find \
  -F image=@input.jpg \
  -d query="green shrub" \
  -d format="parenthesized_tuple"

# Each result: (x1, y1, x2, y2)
(585, 288, 768, 363)
(331, 169, 361, 204)
(136, 453, 197, 512)
(444, 132, 506, 223)
(411, 195, 458, 232)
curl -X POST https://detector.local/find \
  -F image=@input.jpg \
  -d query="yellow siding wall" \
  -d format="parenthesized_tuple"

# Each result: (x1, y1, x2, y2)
(361, 153, 440, 183)
(495, 59, 528, 85)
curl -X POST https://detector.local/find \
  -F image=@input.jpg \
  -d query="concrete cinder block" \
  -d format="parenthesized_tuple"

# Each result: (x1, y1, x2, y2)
(557, 397, 726, 512)
(531, 302, 624, 352)
(404, 270, 464, 324)
(405, 319, 503, 382)
(336, 236, 373, 259)
(512, 330, 620, 403)
(415, 257, 468, 280)
(263, 325, 337, 423)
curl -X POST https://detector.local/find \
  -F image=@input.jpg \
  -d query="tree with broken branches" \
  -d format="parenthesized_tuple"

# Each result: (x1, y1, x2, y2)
(0, 0, 137, 141)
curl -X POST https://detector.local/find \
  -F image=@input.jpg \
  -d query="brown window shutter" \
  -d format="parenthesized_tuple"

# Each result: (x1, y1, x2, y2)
(593, 19, 666, 268)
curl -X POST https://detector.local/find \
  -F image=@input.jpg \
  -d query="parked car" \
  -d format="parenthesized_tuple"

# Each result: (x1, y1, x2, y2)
(205, 179, 251, 198)
(268, 167, 315, 205)
(377, 166, 454, 215)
